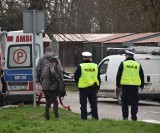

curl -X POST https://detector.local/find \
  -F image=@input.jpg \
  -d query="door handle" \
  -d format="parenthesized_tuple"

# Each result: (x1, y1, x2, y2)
(105, 75, 107, 81)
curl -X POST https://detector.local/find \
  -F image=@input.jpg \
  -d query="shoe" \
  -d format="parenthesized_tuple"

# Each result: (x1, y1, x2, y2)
(45, 115, 49, 120)
(45, 117, 49, 120)
(92, 117, 99, 120)
(81, 118, 87, 120)
(131, 116, 137, 121)
(55, 115, 59, 118)
(131, 118, 137, 121)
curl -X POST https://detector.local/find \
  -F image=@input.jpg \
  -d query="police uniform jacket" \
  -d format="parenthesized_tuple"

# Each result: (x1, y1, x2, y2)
(74, 60, 101, 90)
(116, 57, 144, 88)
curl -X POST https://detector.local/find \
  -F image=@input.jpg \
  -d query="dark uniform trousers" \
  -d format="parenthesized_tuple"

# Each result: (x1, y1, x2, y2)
(43, 90, 59, 119)
(122, 86, 139, 120)
(79, 87, 98, 120)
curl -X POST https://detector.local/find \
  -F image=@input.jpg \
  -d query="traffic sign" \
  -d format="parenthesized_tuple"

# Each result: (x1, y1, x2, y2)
(23, 10, 45, 33)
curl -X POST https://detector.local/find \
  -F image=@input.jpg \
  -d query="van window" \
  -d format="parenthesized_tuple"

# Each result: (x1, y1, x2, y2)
(99, 59, 109, 74)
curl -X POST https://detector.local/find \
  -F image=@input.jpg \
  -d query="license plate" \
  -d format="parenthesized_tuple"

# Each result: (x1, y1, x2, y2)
(9, 85, 28, 90)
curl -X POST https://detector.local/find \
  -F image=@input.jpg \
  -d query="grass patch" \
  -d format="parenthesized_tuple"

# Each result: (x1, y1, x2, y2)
(0, 106, 160, 133)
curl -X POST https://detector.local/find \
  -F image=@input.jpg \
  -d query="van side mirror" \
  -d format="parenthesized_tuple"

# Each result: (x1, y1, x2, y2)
(147, 76, 150, 82)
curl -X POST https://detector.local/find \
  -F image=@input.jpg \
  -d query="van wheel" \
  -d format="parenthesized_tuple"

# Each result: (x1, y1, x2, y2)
(116, 89, 122, 105)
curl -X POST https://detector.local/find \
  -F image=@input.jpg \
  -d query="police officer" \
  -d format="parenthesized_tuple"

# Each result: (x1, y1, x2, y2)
(74, 51, 101, 120)
(116, 50, 144, 121)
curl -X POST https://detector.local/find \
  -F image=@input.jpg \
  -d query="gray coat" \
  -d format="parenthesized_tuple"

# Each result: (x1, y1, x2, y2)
(42, 63, 63, 91)
(36, 52, 63, 83)
(36, 52, 55, 83)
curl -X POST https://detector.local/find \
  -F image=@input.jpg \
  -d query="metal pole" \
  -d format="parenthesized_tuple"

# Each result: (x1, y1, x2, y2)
(32, 10, 36, 107)
(101, 42, 104, 61)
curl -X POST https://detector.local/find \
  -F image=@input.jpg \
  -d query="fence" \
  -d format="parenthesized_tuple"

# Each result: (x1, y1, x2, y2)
(92, 46, 127, 64)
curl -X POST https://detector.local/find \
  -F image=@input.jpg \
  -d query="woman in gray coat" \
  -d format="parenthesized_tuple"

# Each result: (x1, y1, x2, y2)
(42, 56, 63, 120)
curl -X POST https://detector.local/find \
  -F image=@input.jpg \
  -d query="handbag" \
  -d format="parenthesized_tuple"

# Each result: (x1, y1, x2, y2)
(50, 80, 59, 92)
(59, 82, 66, 97)
(50, 65, 66, 97)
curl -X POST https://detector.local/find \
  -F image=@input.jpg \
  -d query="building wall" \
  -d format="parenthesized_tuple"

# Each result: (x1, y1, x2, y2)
(57, 41, 159, 67)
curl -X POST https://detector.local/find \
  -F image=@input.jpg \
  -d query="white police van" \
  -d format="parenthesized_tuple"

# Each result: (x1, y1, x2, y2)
(97, 47, 160, 104)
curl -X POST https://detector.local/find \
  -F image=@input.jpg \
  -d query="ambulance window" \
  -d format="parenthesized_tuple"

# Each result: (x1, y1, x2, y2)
(7, 44, 32, 68)
(99, 59, 109, 74)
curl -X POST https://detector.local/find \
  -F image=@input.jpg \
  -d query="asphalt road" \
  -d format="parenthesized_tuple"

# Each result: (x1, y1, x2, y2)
(61, 91, 160, 124)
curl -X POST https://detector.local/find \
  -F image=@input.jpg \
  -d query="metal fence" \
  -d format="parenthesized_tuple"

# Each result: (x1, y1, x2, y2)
(92, 46, 127, 64)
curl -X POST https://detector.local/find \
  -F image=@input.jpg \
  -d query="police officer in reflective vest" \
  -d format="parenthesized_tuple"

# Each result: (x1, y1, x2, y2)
(74, 51, 101, 120)
(116, 50, 144, 121)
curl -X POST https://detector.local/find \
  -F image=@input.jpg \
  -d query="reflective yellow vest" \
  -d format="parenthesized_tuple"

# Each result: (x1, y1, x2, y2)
(78, 63, 99, 88)
(120, 60, 141, 85)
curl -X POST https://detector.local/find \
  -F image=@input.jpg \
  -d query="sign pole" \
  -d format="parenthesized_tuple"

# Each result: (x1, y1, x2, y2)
(32, 10, 36, 107)
(23, 10, 45, 107)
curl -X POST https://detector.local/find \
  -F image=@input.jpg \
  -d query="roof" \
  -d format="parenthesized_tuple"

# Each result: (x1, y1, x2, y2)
(43, 34, 51, 42)
(52, 34, 113, 42)
(103, 33, 160, 43)
(90, 33, 133, 43)
(134, 36, 160, 43)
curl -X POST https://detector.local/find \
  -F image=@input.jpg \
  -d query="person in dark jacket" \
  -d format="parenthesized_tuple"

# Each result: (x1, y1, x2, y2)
(42, 56, 63, 120)
(36, 46, 55, 83)
(74, 51, 101, 120)
(116, 50, 144, 121)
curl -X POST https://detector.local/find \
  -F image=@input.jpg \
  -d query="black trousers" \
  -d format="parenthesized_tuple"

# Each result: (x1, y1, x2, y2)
(43, 90, 59, 119)
(79, 88, 98, 120)
(121, 86, 139, 120)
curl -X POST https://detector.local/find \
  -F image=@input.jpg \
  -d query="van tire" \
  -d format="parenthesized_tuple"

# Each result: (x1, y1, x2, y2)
(116, 89, 122, 105)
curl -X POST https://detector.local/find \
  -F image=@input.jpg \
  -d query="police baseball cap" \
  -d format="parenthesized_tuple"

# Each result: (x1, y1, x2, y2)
(82, 51, 92, 58)
(125, 50, 134, 56)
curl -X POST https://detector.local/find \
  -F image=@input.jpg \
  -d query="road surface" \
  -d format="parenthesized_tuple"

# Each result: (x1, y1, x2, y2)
(61, 91, 160, 124)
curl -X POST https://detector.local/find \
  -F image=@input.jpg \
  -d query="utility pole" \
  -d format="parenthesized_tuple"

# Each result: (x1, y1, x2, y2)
(23, 0, 45, 107)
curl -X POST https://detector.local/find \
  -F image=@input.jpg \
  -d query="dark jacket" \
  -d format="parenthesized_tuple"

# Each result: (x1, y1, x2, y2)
(74, 60, 101, 90)
(36, 52, 63, 83)
(36, 52, 55, 83)
(116, 57, 144, 89)
(42, 63, 62, 91)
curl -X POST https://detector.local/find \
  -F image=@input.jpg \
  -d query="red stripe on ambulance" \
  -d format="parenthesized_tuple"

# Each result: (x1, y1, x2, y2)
(16, 35, 32, 42)
(7, 36, 13, 42)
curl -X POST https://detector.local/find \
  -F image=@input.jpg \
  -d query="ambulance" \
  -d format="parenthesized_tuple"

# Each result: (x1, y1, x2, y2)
(3, 30, 45, 104)
(0, 32, 6, 93)
(0, 32, 7, 106)
(97, 47, 160, 104)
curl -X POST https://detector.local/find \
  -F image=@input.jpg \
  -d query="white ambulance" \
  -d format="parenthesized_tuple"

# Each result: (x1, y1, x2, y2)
(3, 30, 44, 104)
(0, 32, 6, 93)
(98, 47, 160, 104)
(0, 32, 7, 106)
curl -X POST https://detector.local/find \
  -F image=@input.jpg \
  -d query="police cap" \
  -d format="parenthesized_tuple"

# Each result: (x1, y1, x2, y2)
(125, 50, 134, 56)
(82, 51, 92, 58)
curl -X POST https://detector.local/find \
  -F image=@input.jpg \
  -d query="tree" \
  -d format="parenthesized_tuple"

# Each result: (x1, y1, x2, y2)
(0, 0, 160, 33)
